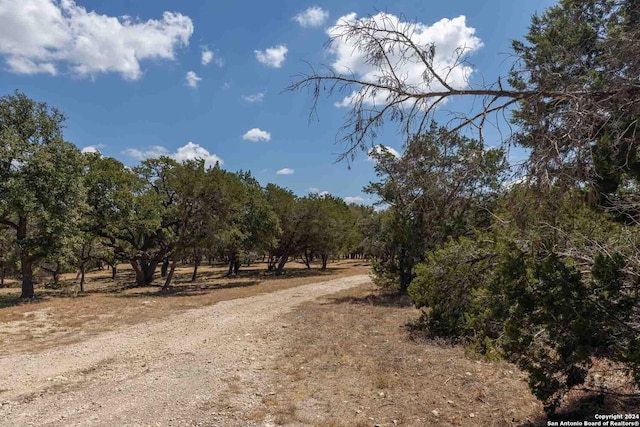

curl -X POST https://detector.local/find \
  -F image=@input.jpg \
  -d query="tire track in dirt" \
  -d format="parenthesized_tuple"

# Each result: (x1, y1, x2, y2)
(0, 274, 371, 426)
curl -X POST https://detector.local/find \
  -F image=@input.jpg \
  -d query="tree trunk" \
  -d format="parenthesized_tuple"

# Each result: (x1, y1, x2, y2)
(398, 249, 411, 294)
(111, 264, 117, 280)
(0, 267, 4, 287)
(321, 254, 329, 271)
(131, 255, 163, 286)
(191, 249, 200, 282)
(267, 255, 276, 271)
(131, 260, 145, 286)
(145, 258, 160, 284)
(20, 255, 34, 298)
(161, 258, 169, 277)
(303, 250, 312, 269)
(191, 261, 199, 282)
(399, 271, 411, 294)
(162, 259, 178, 291)
(227, 251, 238, 276)
(79, 264, 86, 293)
(233, 259, 240, 275)
(18, 217, 34, 298)
(52, 265, 60, 287)
(275, 255, 288, 276)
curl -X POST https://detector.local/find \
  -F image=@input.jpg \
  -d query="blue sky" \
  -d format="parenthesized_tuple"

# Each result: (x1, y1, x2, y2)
(0, 0, 556, 204)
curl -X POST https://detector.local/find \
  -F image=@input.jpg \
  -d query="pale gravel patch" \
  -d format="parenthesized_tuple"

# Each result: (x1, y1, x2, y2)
(0, 274, 371, 426)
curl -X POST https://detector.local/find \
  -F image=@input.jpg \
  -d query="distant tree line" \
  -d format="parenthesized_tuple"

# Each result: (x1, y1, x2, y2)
(0, 91, 377, 298)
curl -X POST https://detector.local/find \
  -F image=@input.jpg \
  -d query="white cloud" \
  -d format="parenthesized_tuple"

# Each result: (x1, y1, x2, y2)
(6, 57, 57, 75)
(200, 45, 223, 67)
(276, 168, 295, 175)
(328, 12, 482, 107)
(185, 71, 201, 88)
(122, 142, 223, 168)
(308, 187, 329, 197)
(242, 92, 265, 103)
(81, 145, 100, 154)
(254, 44, 287, 68)
(0, 0, 193, 79)
(172, 142, 223, 168)
(368, 145, 401, 161)
(242, 128, 271, 142)
(294, 6, 329, 28)
(201, 47, 213, 65)
(122, 145, 169, 160)
(344, 196, 365, 204)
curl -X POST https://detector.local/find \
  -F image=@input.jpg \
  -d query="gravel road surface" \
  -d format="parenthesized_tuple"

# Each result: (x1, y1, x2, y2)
(0, 275, 371, 426)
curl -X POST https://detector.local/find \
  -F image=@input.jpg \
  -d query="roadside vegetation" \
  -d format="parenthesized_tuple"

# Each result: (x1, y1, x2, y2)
(290, 0, 640, 418)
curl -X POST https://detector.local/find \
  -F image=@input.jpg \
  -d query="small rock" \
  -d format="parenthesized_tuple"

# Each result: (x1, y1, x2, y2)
(355, 409, 361, 414)
(393, 420, 398, 425)
(469, 413, 476, 418)
(465, 372, 473, 376)
(431, 410, 440, 417)
(378, 392, 385, 397)
(447, 400, 454, 405)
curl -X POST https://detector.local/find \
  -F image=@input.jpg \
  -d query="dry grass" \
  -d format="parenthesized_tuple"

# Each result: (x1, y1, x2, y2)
(554, 358, 640, 420)
(263, 283, 546, 427)
(0, 260, 369, 354)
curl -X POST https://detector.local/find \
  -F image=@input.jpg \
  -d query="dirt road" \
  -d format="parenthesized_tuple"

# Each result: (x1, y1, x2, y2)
(0, 274, 371, 426)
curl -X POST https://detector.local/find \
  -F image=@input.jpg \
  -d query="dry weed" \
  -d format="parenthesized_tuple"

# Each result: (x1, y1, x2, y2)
(263, 283, 545, 426)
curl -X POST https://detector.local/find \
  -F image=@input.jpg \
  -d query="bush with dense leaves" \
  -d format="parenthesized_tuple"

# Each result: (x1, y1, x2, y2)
(409, 192, 640, 413)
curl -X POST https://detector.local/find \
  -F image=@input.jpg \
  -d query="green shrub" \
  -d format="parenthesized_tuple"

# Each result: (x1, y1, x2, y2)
(409, 236, 494, 338)
(410, 228, 640, 413)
